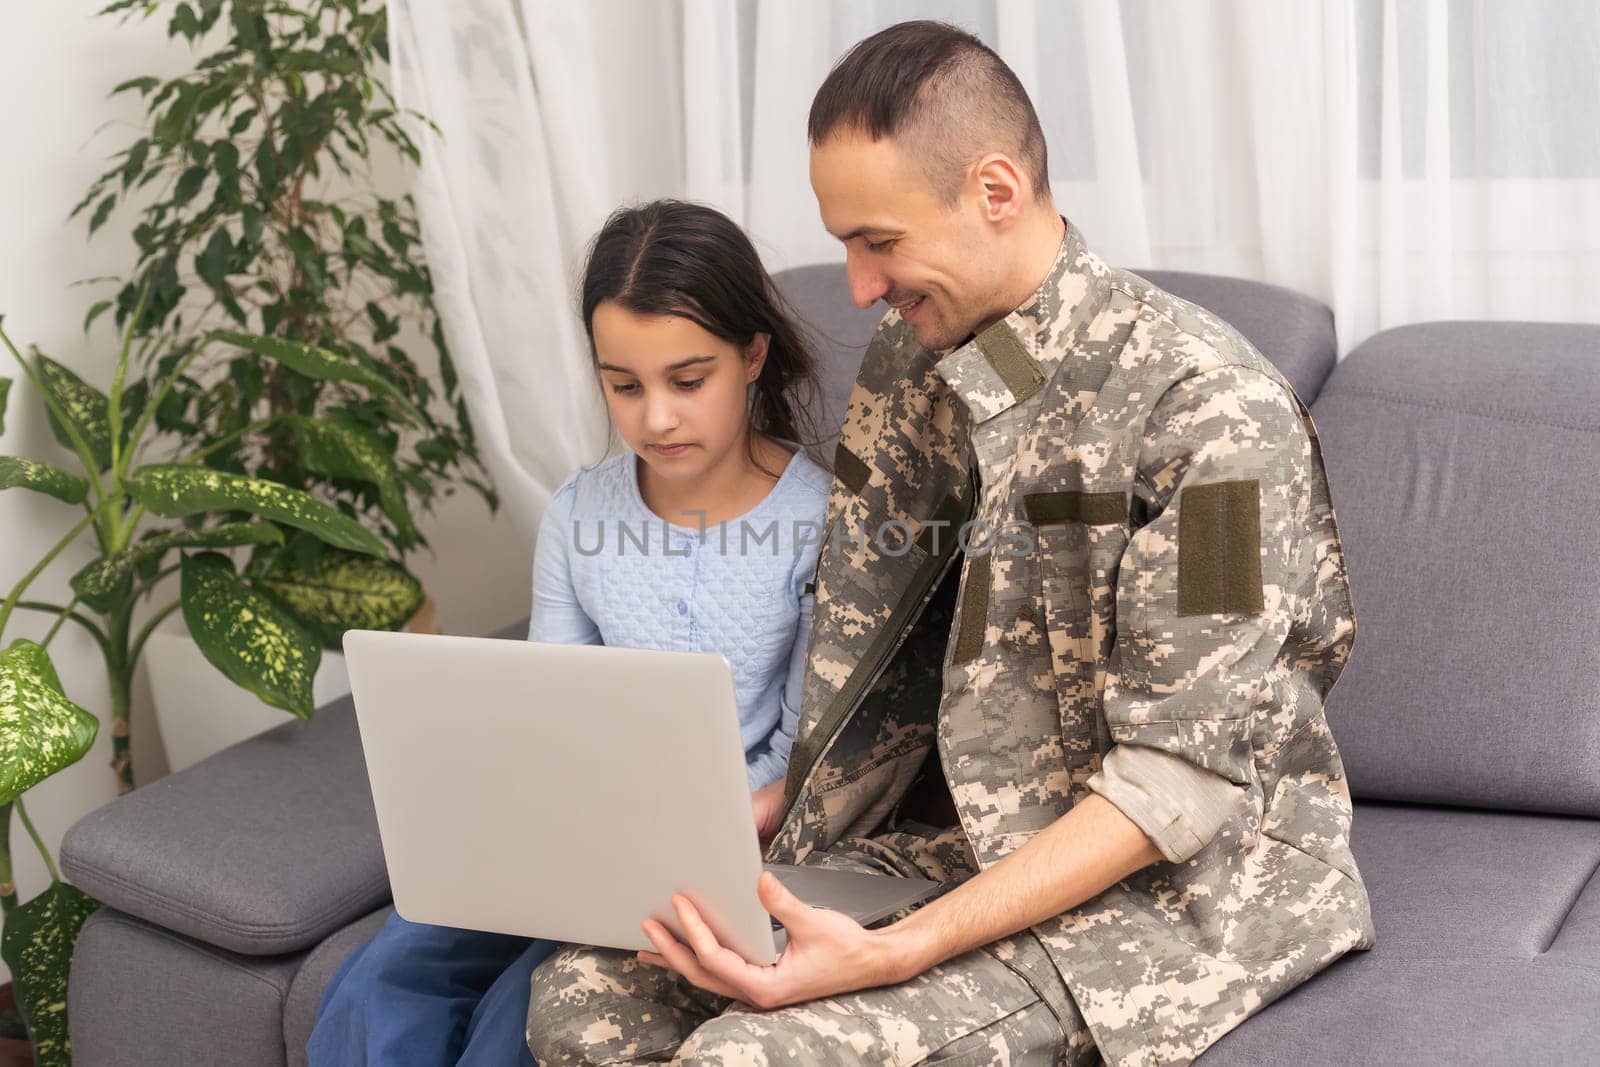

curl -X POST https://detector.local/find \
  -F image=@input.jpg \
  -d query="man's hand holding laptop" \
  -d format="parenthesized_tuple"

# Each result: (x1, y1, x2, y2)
(640, 869, 902, 1010)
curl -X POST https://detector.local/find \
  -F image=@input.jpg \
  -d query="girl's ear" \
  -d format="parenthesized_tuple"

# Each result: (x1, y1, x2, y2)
(744, 333, 771, 382)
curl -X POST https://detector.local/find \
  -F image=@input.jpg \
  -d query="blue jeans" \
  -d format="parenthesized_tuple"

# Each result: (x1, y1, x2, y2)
(306, 910, 561, 1066)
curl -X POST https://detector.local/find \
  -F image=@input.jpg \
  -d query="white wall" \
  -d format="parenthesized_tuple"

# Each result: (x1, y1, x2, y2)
(0, 2, 528, 980)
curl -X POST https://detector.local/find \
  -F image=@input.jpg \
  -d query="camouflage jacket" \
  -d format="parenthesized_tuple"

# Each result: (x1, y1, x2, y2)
(771, 221, 1376, 1066)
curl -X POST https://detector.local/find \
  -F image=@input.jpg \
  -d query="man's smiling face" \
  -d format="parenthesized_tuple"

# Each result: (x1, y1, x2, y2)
(810, 127, 1006, 352)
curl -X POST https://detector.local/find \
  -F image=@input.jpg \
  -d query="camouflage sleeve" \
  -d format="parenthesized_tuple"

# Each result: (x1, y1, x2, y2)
(1088, 363, 1311, 862)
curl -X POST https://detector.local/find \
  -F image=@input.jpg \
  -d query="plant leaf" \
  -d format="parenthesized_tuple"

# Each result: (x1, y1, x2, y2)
(126, 464, 386, 556)
(70, 521, 284, 613)
(195, 227, 233, 292)
(110, 74, 160, 96)
(180, 552, 320, 717)
(288, 415, 416, 547)
(0, 457, 90, 505)
(82, 300, 114, 334)
(248, 546, 423, 647)
(0, 881, 100, 1067)
(0, 639, 100, 807)
(0, 376, 10, 434)
(88, 194, 117, 235)
(34, 353, 113, 472)
(208, 330, 426, 427)
(173, 164, 206, 204)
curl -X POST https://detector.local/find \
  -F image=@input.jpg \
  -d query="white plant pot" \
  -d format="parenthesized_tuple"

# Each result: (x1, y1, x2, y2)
(145, 623, 352, 774)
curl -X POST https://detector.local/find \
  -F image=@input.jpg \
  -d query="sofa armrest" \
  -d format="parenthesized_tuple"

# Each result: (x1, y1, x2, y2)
(62, 618, 531, 955)
(61, 692, 389, 956)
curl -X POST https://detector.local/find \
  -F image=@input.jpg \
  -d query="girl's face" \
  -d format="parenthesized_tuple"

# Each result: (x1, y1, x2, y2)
(591, 301, 769, 485)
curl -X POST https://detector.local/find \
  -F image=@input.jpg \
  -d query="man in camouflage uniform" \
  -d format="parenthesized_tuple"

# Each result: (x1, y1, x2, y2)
(528, 21, 1373, 1066)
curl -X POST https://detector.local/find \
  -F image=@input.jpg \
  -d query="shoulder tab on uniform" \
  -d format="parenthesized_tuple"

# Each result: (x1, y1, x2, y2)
(975, 322, 1045, 405)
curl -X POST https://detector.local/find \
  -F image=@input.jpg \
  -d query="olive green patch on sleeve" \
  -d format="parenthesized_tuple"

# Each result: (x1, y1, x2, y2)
(975, 323, 1046, 404)
(1177, 479, 1264, 616)
(1023, 490, 1126, 526)
(834, 442, 871, 495)
(952, 550, 991, 665)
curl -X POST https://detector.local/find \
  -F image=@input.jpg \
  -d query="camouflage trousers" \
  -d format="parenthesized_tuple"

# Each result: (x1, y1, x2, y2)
(525, 823, 1100, 1065)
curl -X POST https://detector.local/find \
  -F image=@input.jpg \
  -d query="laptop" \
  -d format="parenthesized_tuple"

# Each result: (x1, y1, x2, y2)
(342, 630, 940, 965)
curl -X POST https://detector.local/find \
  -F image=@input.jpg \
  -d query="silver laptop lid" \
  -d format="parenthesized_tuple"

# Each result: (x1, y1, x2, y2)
(343, 631, 779, 962)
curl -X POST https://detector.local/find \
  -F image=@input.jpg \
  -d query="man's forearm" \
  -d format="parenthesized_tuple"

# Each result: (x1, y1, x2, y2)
(878, 793, 1164, 980)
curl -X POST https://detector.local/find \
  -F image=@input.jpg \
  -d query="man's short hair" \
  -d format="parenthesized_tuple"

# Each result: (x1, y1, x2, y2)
(808, 20, 1050, 205)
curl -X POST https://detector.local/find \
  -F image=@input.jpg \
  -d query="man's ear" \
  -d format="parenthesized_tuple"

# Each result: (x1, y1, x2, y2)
(745, 333, 771, 381)
(973, 152, 1027, 223)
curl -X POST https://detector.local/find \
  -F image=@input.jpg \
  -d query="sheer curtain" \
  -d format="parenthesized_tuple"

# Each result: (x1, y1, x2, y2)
(387, 0, 1600, 540)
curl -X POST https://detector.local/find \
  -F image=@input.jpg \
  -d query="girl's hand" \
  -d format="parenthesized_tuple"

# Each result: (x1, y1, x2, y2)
(751, 780, 787, 848)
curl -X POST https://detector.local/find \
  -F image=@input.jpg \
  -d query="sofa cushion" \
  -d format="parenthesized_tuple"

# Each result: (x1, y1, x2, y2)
(1198, 956, 1599, 1065)
(69, 907, 304, 1067)
(61, 619, 533, 956)
(1198, 801, 1600, 1064)
(1347, 803, 1600, 958)
(1311, 323, 1600, 814)
(772, 264, 1338, 454)
(284, 907, 392, 1067)
(771, 264, 881, 453)
(61, 695, 388, 956)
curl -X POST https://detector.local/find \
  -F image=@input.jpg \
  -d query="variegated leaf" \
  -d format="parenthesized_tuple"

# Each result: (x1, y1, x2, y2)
(180, 552, 320, 717)
(288, 415, 417, 547)
(247, 546, 423, 647)
(0, 457, 89, 505)
(0, 881, 99, 1067)
(209, 331, 427, 427)
(126, 464, 385, 556)
(34, 354, 112, 472)
(0, 640, 99, 807)
(69, 521, 285, 613)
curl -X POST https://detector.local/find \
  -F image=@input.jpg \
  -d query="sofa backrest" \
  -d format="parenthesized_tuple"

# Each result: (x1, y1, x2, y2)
(772, 263, 1340, 451)
(1311, 322, 1600, 816)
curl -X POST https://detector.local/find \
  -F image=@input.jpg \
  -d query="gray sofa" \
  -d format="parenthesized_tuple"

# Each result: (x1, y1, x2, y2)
(60, 266, 1600, 1065)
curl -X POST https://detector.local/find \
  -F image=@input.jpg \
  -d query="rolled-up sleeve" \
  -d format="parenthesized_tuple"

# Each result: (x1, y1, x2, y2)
(1088, 744, 1247, 863)
(1088, 362, 1312, 863)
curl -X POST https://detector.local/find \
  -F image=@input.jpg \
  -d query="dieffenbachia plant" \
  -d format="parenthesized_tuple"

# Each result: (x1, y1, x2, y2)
(0, 308, 426, 1065)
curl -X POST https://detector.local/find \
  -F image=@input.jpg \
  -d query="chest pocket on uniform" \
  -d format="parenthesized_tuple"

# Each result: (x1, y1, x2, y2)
(1021, 490, 1129, 720)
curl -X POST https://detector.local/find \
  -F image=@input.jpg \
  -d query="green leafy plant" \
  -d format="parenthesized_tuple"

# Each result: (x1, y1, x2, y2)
(0, 4, 494, 1057)
(77, 0, 493, 561)
(0, 313, 427, 1064)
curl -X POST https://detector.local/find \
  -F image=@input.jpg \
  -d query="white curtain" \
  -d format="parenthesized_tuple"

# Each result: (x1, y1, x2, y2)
(387, 0, 1600, 542)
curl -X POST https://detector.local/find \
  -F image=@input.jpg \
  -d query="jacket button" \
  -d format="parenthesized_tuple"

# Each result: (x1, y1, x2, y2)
(677, 599, 688, 615)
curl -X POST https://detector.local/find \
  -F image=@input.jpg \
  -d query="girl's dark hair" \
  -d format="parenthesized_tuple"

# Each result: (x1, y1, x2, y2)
(579, 199, 825, 480)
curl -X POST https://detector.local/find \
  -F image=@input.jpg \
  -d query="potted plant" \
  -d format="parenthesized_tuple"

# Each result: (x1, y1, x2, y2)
(0, 3, 490, 1054)
(1, 306, 435, 1063)
(75, 0, 492, 770)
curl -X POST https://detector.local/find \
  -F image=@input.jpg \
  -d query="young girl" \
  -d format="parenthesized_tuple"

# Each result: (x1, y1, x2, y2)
(306, 199, 830, 1066)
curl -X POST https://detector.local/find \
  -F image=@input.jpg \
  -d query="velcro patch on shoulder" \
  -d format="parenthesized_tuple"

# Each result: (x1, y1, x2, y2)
(1177, 479, 1264, 616)
(975, 324, 1045, 404)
